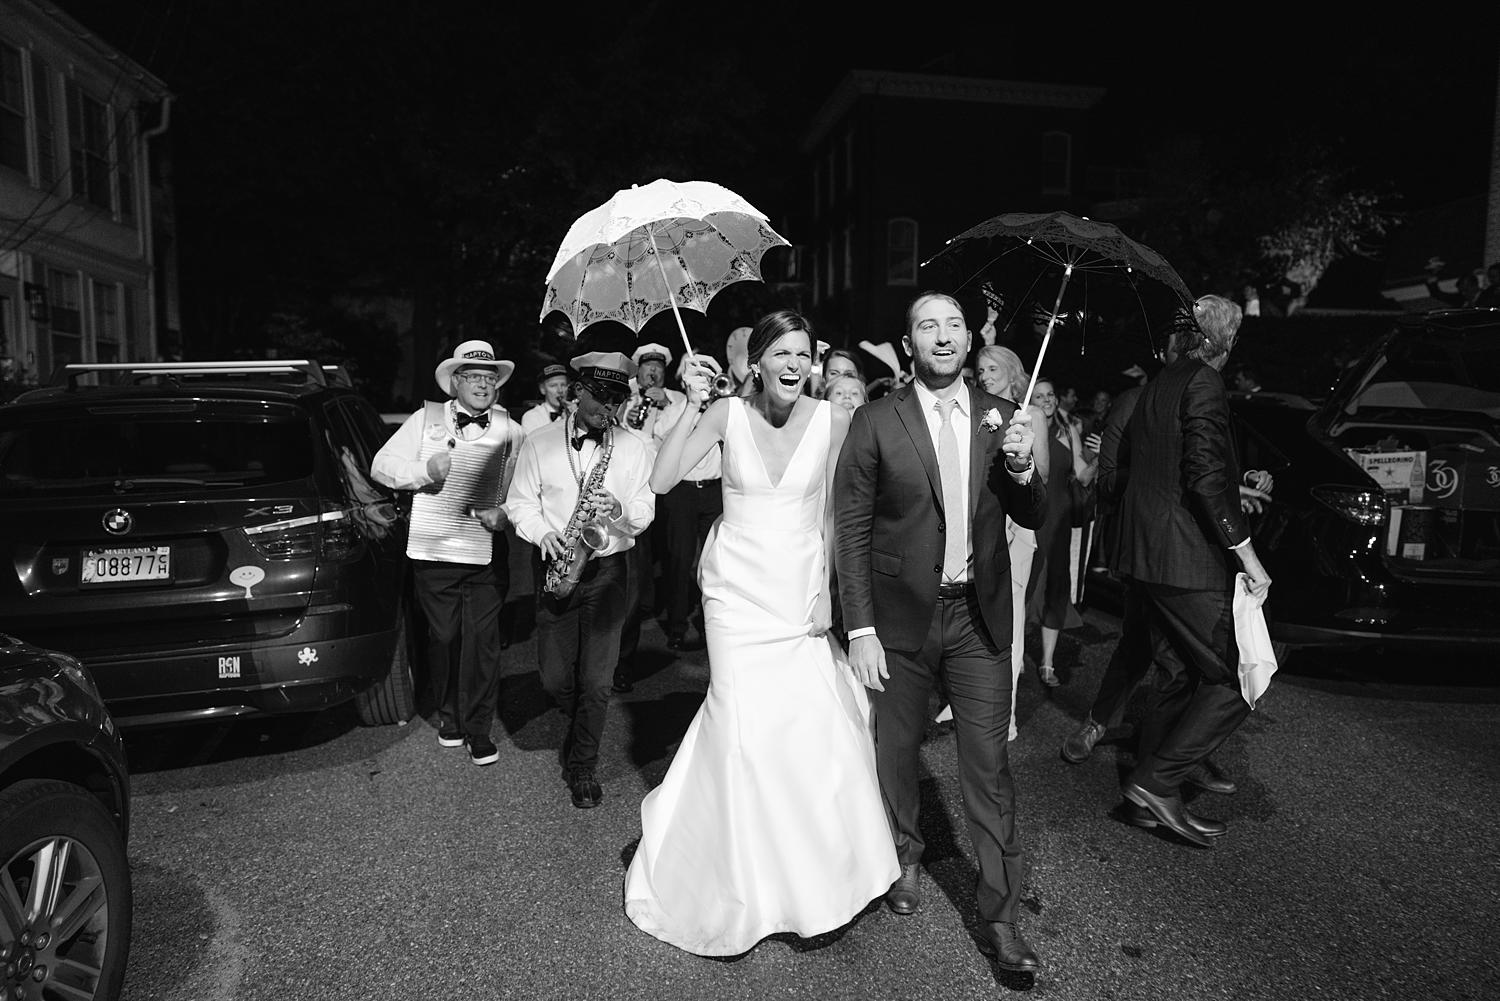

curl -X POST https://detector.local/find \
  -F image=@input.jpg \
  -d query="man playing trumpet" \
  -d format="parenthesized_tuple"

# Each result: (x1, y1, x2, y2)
(508, 350, 655, 809)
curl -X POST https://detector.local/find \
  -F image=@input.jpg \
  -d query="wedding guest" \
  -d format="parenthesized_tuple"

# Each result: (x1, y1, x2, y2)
(821, 348, 865, 387)
(507, 351, 655, 808)
(1110, 295, 1271, 847)
(971, 345, 1050, 737)
(1025, 376, 1095, 687)
(371, 341, 524, 766)
(821, 373, 868, 413)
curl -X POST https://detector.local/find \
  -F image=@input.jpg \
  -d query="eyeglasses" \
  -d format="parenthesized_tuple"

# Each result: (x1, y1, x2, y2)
(457, 372, 500, 386)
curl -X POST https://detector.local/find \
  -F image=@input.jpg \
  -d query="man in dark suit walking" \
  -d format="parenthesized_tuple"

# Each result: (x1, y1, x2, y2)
(1111, 295, 1271, 848)
(834, 291, 1048, 972)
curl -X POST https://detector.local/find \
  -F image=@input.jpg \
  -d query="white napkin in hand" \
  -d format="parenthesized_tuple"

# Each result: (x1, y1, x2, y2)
(1233, 572, 1278, 709)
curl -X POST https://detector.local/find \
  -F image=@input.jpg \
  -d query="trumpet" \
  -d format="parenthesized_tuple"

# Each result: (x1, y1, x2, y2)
(625, 390, 668, 429)
(709, 372, 738, 400)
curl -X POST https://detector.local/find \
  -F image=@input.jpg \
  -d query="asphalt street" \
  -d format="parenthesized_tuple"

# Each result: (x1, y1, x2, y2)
(117, 564, 1500, 1001)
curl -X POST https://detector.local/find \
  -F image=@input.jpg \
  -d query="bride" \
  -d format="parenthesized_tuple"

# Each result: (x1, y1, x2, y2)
(623, 310, 898, 956)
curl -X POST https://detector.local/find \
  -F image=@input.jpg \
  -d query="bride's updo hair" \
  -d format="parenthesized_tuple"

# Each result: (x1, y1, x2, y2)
(746, 309, 815, 368)
(744, 309, 816, 367)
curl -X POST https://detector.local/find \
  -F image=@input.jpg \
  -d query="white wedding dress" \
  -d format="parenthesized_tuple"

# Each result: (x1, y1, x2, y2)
(624, 398, 898, 956)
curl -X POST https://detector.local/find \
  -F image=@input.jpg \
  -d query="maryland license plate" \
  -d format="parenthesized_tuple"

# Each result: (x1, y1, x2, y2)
(80, 546, 172, 585)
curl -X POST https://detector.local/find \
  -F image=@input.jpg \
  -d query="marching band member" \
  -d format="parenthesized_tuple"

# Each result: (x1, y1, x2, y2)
(612, 343, 683, 692)
(371, 340, 524, 766)
(520, 362, 571, 436)
(507, 351, 655, 808)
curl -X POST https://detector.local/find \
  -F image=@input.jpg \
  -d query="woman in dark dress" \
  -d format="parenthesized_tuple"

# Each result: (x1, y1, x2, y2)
(1025, 377, 1095, 686)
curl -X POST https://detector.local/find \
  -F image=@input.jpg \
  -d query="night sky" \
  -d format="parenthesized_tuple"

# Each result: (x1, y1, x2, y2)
(62, 4, 1497, 211)
(42, 2, 1500, 395)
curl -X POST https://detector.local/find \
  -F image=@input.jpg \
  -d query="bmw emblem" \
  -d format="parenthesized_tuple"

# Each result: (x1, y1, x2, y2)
(102, 508, 134, 535)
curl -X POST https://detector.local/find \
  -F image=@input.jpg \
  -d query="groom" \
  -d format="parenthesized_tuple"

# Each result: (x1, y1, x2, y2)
(834, 291, 1047, 973)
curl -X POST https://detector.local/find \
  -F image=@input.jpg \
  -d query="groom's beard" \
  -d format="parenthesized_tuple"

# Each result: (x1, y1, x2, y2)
(912, 357, 964, 389)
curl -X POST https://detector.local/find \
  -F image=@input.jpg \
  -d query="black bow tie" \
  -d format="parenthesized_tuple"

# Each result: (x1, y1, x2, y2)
(549, 409, 563, 422)
(455, 410, 490, 430)
(572, 425, 605, 450)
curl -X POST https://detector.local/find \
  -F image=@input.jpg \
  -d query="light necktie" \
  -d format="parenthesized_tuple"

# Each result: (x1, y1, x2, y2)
(936, 398, 966, 583)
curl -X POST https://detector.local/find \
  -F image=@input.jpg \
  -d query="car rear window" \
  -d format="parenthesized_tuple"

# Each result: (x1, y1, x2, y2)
(1350, 333, 1500, 417)
(0, 408, 316, 496)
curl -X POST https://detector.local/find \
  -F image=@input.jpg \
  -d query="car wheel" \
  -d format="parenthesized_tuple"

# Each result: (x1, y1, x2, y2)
(354, 602, 417, 726)
(0, 778, 131, 1001)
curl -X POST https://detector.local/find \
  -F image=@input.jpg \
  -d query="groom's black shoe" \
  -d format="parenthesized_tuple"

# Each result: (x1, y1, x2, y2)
(1184, 763, 1237, 795)
(568, 767, 603, 809)
(1121, 801, 1226, 838)
(977, 921, 1040, 973)
(1122, 782, 1213, 848)
(885, 863, 920, 915)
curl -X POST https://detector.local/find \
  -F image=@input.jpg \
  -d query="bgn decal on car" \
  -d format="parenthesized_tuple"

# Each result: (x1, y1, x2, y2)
(297, 646, 319, 666)
(51, 558, 70, 575)
(218, 655, 242, 679)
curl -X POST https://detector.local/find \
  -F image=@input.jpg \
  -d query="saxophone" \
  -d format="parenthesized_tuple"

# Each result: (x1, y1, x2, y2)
(542, 426, 614, 599)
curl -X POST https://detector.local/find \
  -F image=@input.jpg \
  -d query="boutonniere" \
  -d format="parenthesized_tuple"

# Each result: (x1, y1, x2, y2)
(979, 408, 1004, 434)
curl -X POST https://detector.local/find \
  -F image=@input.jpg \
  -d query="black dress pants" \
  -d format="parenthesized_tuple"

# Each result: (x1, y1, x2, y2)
(1087, 578, 1150, 727)
(412, 545, 506, 738)
(661, 477, 722, 637)
(1127, 578, 1251, 797)
(533, 550, 628, 772)
(872, 589, 1023, 923)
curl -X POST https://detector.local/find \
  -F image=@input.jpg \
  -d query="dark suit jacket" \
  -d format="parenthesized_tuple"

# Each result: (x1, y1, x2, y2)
(1093, 384, 1142, 576)
(1114, 358, 1248, 589)
(834, 383, 1047, 654)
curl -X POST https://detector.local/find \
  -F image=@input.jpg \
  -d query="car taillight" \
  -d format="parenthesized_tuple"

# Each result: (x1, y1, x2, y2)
(1310, 485, 1388, 526)
(244, 506, 355, 560)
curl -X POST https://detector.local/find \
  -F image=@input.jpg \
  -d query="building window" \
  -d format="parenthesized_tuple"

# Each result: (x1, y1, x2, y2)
(93, 279, 120, 362)
(844, 131, 854, 190)
(1042, 131, 1072, 195)
(115, 108, 134, 221)
(887, 218, 918, 286)
(47, 267, 81, 334)
(0, 42, 26, 175)
(32, 57, 55, 186)
(825, 149, 835, 209)
(67, 82, 112, 211)
(123, 284, 147, 359)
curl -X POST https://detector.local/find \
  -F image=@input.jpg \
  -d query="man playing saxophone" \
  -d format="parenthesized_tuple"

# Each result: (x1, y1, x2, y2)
(507, 349, 655, 809)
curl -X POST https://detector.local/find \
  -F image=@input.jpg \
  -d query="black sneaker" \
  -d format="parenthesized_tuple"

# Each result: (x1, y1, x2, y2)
(568, 767, 603, 808)
(467, 735, 500, 766)
(437, 725, 464, 748)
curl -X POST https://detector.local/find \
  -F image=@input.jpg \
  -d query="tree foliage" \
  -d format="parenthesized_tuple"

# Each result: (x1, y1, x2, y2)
(1129, 129, 1396, 312)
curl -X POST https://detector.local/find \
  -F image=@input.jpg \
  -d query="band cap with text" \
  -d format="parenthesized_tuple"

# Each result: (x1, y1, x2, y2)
(538, 362, 570, 383)
(434, 339, 515, 396)
(631, 343, 673, 369)
(570, 351, 637, 401)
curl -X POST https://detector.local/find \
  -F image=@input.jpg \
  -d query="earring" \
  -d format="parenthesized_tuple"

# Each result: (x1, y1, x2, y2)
(752, 367, 763, 390)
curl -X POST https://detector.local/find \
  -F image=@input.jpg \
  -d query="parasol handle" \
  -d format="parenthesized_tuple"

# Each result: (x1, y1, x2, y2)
(649, 226, 698, 365)
(1021, 265, 1074, 412)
